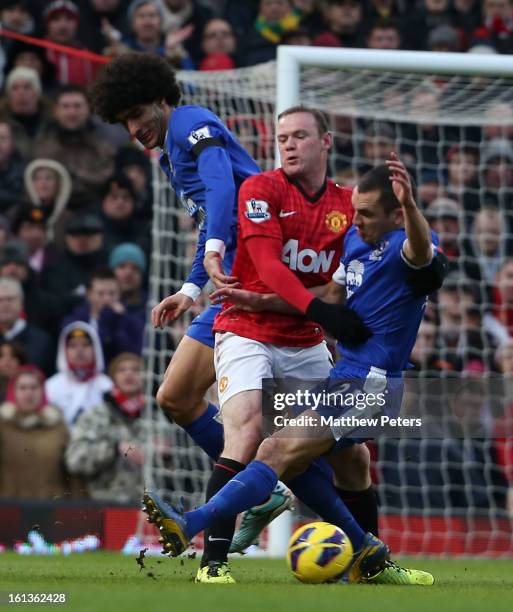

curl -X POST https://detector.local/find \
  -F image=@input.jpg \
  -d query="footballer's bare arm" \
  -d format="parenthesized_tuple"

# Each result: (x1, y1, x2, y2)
(209, 281, 344, 314)
(387, 152, 432, 267)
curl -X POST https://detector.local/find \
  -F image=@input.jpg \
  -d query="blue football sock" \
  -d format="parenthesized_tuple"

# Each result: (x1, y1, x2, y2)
(185, 460, 278, 539)
(287, 462, 365, 551)
(182, 402, 223, 461)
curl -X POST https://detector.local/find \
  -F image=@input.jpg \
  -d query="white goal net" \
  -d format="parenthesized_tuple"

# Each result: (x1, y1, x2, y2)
(141, 50, 513, 557)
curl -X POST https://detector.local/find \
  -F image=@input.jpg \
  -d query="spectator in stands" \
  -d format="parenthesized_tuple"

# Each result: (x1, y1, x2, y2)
(77, 0, 129, 55)
(452, 0, 482, 36)
(237, 0, 302, 66)
(444, 144, 480, 217)
(492, 258, 513, 337)
(328, 96, 358, 173)
(115, 145, 152, 220)
(472, 0, 513, 54)
(417, 169, 441, 208)
(425, 196, 463, 265)
(312, 0, 365, 48)
(199, 17, 237, 70)
(437, 276, 497, 370)
(0, 0, 34, 29)
(291, 0, 324, 33)
(427, 24, 461, 51)
(0, 67, 53, 161)
(463, 206, 513, 300)
(0, 277, 54, 375)
(366, 17, 401, 50)
(109, 243, 148, 324)
(41, 213, 108, 313)
(43, 0, 99, 87)
(11, 205, 60, 276)
(0, 340, 27, 402)
(0, 239, 64, 337)
(401, 81, 443, 175)
(359, 121, 395, 174)
(0, 121, 25, 216)
(0, 366, 76, 499)
(156, 0, 214, 63)
(65, 352, 147, 502)
(99, 174, 151, 253)
(0, 1, 36, 56)
(23, 159, 72, 245)
(34, 85, 116, 208)
(63, 268, 144, 364)
(481, 138, 513, 206)
(483, 101, 513, 142)
(45, 321, 113, 426)
(409, 318, 448, 371)
(121, 0, 167, 55)
(4, 40, 58, 94)
(401, 0, 453, 51)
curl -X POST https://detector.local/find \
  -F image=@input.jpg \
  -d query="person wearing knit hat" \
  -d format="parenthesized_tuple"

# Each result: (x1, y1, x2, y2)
(0, 239, 29, 269)
(109, 243, 148, 324)
(43, 0, 80, 22)
(4, 40, 57, 93)
(109, 243, 147, 274)
(43, 0, 99, 87)
(0, 67, 53, 160)
(5, 66, 41, 96)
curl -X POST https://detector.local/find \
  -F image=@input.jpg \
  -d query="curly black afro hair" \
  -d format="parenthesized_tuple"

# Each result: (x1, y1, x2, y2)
(89, 53, 181, 124)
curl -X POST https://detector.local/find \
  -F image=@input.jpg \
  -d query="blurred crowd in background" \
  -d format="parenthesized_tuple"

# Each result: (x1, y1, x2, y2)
(0, 0, 512, 520)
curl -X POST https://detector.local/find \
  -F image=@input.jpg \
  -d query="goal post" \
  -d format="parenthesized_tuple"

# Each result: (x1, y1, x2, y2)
(276, 46, 513, 114)
(274, 45, 513, 558)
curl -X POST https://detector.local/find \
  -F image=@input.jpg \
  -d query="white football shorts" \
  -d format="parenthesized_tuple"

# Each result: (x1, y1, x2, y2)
(214, 332, 333, 408)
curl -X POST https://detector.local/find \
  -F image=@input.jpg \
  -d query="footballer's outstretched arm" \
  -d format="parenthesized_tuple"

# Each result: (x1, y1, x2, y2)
(387, 153, 432, 266)
(210, 280, 345, 314)
(244, 235, 369, 344)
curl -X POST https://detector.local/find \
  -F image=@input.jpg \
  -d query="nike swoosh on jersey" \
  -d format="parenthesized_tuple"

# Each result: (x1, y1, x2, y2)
(208, 536, 231, 542)
(279, 210, 297, 217)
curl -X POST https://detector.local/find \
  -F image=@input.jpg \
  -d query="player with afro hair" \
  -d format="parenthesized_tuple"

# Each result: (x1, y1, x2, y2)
(89, 53, 181, 127)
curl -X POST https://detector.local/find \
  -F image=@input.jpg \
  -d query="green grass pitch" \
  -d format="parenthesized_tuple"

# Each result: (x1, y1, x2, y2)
(1, 553, 513, 612)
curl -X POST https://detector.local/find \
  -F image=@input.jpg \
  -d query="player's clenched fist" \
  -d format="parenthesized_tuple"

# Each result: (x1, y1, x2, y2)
(151, 293, 193, 329)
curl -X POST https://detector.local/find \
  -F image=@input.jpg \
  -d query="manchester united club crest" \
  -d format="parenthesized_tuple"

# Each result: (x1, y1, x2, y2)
(325, 210, 347, 233)
(219, 376, 229, 393)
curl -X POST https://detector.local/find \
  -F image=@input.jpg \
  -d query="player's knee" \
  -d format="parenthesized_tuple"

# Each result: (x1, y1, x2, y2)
(156, 381, 200, 423)
(256, 437, 297, 474)
(331, 444, 371, 490)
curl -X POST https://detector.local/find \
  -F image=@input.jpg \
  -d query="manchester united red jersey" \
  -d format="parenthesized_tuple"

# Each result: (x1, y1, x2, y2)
(213, 168, 354, 346)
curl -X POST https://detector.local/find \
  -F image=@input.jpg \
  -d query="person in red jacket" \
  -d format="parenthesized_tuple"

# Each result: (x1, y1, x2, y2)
(44, 1, 100, 87)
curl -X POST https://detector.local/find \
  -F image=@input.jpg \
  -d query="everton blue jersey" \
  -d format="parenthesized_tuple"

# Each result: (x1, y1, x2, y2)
(159, 105, 260, 289)
(332, 226, 439, 374)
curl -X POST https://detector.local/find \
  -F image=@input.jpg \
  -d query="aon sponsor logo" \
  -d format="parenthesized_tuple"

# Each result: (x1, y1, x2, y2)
(282, 239, 335, 273)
